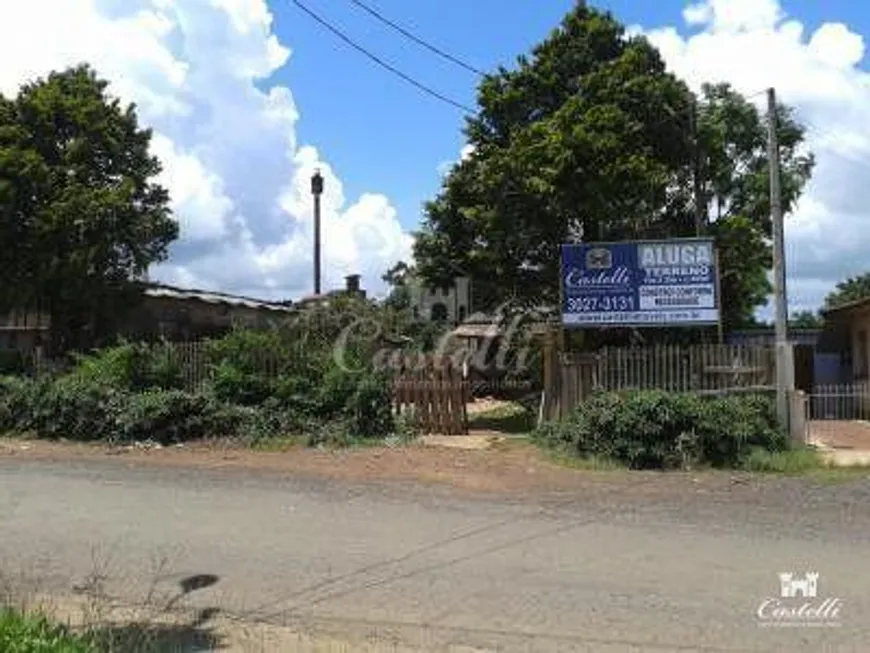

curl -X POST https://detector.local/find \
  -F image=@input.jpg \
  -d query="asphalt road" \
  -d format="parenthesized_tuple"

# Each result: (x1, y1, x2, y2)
(1, 458, 869, 652)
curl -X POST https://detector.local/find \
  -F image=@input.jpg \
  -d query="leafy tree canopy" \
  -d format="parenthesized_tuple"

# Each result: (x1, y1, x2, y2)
(413, 2, 813, 336)
(789, 310, 823, 329)
(825, 273, 870, 309)
(0, 65, 178, 352)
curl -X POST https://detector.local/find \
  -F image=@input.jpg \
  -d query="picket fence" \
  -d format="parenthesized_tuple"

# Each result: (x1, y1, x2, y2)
(544, 344, 777, 422)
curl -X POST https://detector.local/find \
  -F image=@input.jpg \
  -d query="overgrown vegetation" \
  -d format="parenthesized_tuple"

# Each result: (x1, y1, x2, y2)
(533, 390, 792, 470)
(0, 320, 400, 447)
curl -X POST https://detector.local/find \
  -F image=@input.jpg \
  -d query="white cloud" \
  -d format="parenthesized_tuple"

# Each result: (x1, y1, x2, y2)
(0, 0, 411, 300)
(639, 0, 870, 313)
(436, 143, 476, 177)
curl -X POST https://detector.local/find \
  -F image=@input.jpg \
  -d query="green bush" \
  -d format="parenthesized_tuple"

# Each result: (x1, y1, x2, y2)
(0, 326, 400, 445)
(25, 375, 123, 442)
(694, 393, 787, 467)
(114, 390, 223, 445)
(345, 372, 395, 439)
(0, 376, 41, 433)
(69, 341, 151, 391)
(317, 367, 361, 418)
(0, 609, 95, 653)
(3, 375, 245, 445)
(70, 340, 186, 392)
(533, 390, 786, 470)
(210, 360, 275, 406)
(143, 341, 185, 390)
(238, 400, 312, 443)
(272, 373, 321, 414)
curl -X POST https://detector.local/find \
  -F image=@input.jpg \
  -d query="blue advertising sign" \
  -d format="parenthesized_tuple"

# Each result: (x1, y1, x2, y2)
(561, 238, 720, 327)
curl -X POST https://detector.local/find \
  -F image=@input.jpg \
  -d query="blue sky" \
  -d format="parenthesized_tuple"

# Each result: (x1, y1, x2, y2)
(4, 0, 870, 309)
(269, 0, 870, 240)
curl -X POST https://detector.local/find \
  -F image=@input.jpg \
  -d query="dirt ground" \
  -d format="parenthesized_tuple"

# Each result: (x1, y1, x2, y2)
(0, 435, 763, 499)
(810, 419, 870, 450)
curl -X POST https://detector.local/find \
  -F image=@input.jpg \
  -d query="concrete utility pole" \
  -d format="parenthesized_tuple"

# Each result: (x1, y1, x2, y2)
(311, 169, 324, 295)
(690, 98, 704, 235)
(768, 87, 793, 429)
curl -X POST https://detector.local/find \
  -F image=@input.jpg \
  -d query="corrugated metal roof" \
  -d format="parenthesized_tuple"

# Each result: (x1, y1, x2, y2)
(821, 296, 870, 316)
(452, 324, 504, 338)
(144, 285, 295, 313)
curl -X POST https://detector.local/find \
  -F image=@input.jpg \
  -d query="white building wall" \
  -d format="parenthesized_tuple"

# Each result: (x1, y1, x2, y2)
(408, 276, 471, 323)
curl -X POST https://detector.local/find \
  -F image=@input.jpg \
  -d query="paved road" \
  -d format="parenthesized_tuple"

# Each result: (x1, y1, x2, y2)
(1, 458, 869, 652)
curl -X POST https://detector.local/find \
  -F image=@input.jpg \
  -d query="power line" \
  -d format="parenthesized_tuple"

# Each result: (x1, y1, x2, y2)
(346, 0, 485, 76)
(290, 0, 475, 114)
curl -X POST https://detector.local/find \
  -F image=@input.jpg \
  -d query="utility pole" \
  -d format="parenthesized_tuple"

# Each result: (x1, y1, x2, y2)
(768, 87, 793, 430)
(311, 169, 324, 295)
(690, 98, 704, 235)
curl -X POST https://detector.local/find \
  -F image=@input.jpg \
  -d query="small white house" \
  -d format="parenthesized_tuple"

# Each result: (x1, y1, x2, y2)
(407, 276, 471, 324)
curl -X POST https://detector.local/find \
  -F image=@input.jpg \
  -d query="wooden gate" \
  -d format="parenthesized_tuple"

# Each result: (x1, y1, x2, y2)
(393, 356, 468, 435)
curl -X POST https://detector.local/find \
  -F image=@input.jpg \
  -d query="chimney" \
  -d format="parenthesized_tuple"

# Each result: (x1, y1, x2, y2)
(345, 274, 362, 295)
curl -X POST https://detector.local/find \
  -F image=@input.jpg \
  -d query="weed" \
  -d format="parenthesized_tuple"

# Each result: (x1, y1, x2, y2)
(740, 447, 827, 474)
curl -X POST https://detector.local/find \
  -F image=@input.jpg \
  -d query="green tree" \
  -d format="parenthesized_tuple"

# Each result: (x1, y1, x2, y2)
(825, 273, 870, 309)
(416, 4, 694, 311)
(413, 3, 813, 334)
(381, 261, 412, 312)
(0, 65, 178, 352)
(695, 84, 813, 329)
(789, 310, 823, 329)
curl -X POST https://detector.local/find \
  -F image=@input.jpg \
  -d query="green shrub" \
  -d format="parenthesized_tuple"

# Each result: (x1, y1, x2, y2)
(69, 341, 151, 391)
(114, 390, 222, 445)
(0, 326, 400, 445)
(0, 609, 95, 653)
(317, 367, 360, 418)
(273, 373, 321, 414)
(695, 393, 787, 467)
(345, 372, 394, 439)
(221, 398, 309, 443)
(0, 376, 41, 433)
(534, 390, 785, 470)
(25, 376, 123, 442)
(143, 341, 185, 390)
(204, 328, 288, 375)
(210, 360, 275, 406)
(4, 375, 244, 445)
(70, 340, 187, 392)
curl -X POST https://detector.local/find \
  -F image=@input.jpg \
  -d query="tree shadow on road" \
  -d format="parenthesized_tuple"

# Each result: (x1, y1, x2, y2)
(89, 608, 224, 652)
(85, 574, 225, 652)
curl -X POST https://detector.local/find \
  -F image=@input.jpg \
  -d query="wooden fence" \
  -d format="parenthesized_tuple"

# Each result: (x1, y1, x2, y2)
(393, 356, 468, 435)
(544, 344, 777, 422)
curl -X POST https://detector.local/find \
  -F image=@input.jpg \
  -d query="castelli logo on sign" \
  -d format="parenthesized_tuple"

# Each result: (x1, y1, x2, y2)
(564, 266, 632, 290)
(585, 247, 612, 270)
